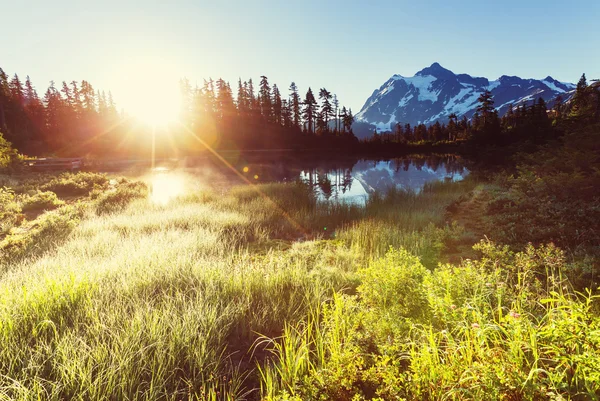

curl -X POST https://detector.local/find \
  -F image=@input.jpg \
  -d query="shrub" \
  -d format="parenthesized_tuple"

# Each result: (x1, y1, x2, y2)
(0, 131, 19, 170)
(0, 204, 84, 265)
(41, 172, 109, 197)
(19, 190, 65, 212)
(357, 247, 430, 321)
(0, 186, 23, 234)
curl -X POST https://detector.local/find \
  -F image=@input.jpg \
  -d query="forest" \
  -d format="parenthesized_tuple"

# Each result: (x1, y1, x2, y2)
(0, 69, 358, 158)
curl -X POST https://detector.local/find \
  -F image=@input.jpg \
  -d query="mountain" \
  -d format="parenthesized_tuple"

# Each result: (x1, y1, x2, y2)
(353, 63, 576, 138)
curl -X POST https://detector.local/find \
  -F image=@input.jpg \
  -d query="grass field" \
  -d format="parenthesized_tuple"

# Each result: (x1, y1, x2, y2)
(0, 170, 598, 400)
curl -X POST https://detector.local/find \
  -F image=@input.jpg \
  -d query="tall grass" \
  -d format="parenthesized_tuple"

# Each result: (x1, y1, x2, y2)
(5, 172, 593, 400)
(0, 181, 372, 400)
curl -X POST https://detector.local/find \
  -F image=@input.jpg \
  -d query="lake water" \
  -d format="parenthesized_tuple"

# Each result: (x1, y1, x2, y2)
(134, 153, 470, 205)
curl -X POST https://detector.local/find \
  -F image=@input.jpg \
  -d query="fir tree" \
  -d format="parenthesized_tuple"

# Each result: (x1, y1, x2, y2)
(289, 82, 301, 130)
(259, 76, 272, 121)
(302, 87, 317, 134)
(272, 84, 282, 125)
(318, 88, 333, 134)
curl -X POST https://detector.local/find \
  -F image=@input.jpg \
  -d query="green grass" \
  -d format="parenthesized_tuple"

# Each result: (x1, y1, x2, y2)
(0, 169, 597, 400)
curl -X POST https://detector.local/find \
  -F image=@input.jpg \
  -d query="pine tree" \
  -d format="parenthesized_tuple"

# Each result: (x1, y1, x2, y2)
(259, 76, 272, 121)
(70, 81, 83, 116)
(318, 88, 333, 134)
(43, 81, 62, 146)
(289, 82, 301, 130)
(202, 79, 216, 116)
(61, 81, 73, 106)
(237, 78, 247, 114)
(339, 107, 347, 134)
(571, 73, 590, 118)
(343, 108, 354, 133)
(9, 74, 24, 106)
(332, 94, 339, 134)
(302, 88, 317, 134)
(247, 78, 256, 113)
(476, 90, 494, 127)
(215, 78, 235, 120)
(272, 84, 282, 125)
(107, 91, 118, 117)
(282, 99, 292, 127)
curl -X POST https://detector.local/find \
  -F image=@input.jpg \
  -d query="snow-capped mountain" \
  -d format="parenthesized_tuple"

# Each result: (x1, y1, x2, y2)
(354, 62, 575, 137)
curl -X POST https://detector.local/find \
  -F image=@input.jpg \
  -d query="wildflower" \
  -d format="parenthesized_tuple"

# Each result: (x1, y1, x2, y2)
(471, 323, 480, 329)
(509, 311, 521, 318)
(450, 304, 457, 310)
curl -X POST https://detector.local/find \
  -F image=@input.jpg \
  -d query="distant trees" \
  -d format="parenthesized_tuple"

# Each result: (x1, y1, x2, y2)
(361, 81, 600, 148)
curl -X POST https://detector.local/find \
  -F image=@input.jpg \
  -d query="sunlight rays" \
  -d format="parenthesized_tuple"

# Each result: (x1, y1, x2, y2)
(176, 121, 309, 236)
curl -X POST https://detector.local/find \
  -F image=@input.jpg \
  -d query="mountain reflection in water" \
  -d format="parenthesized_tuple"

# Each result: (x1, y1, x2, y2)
(177, 153, 470, 204)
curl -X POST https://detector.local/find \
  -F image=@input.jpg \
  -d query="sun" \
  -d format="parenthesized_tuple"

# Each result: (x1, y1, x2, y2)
(111, 58, 182, 126)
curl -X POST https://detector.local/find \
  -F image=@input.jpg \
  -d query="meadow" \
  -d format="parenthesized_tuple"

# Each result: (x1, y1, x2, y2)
(0, 160, 598, 400)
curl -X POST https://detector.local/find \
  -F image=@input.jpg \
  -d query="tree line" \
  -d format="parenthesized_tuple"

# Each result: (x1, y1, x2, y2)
(176, 75, 358, 152)
(0, 67, 358, 157)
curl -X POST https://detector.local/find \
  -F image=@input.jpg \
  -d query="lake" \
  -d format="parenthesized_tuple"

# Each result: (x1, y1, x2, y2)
(132, 153, 470, 205)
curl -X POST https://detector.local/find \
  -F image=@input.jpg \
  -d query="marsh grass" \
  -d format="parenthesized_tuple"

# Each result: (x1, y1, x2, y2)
(3, 171, 595, 400)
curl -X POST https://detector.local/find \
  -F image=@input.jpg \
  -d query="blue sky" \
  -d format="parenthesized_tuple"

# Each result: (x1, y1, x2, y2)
(2, 0, 599, 113)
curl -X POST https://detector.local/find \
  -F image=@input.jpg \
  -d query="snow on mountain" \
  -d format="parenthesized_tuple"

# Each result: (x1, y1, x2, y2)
(354, 63, 575, 138)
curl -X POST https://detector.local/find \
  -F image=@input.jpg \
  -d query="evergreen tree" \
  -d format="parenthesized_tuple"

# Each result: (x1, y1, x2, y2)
(476, 90, 495, 127)
(302, 87, 317, 134)
(571, 73, 590, 118)
(332, 95, 339, 134)
(215, 78, 235, 120)
(70, 81, 83, 116)
(247, 78, 256, 112)
(343, 108, 354, 133)
(9, 74, 24, 106)
(448, 113, 458, 140)
(339, 107, 347, 134)
(318, 88, 333, 134)
(237, 78, 247, 114)
(289, 82, 301, 130)
(272, 84, 282, 125)
(259, 76, 272, 120)
(282, 99, 292, 128)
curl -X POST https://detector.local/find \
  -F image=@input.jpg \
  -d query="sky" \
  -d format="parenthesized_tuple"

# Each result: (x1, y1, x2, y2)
(2, 0, 599, 114)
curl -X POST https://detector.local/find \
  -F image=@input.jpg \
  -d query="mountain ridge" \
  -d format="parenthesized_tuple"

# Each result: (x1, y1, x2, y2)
(353, 63, 575, 138)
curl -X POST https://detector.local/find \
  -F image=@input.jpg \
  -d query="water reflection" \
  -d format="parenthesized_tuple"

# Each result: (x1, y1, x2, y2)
(179, 153, 469, 204)
(304, 158, 468, 204)
(117, 154, 469, 205)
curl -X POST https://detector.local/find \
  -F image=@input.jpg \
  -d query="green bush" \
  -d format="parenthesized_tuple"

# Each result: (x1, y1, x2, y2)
(0, 203, 84, 265)
(19, 190, 65, 212)
(0, 131, 19, 170)
(358, 247, 430, 321)
(0, 186, 23, 235)
(41, 172, 109, 197)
